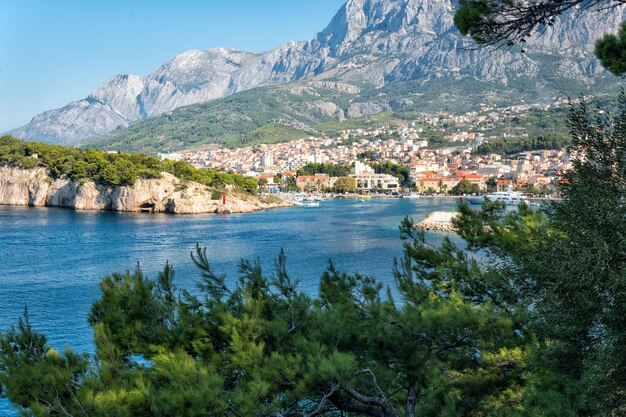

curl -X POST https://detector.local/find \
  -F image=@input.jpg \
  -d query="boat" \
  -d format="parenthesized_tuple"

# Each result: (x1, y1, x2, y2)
(299, 201, 320, 207)
(467, 196, 485, 205)
(468, 190, 528, 205)
(291, 197, 320, 207)
(402, 193, 420, 199)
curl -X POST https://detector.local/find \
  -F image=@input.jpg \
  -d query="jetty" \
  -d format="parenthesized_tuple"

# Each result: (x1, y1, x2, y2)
(415, 211, 460, 232)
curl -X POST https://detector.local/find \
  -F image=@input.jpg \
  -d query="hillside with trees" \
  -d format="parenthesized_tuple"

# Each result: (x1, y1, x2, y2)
(475, 133, 572, 155)
(297, 163, 354, 177)
(0, 135, 257, 191)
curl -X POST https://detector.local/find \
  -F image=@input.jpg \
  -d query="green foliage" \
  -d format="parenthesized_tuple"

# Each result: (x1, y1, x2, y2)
(83, 84, 353, 153)
(0, 308, 90, 416)
(595, 21, 626, 76)
(0, 135, 257, 191)
(486, 176, 498, 192)
(369, 161, 410, 184)
(245, 123, 310, 146)
(0, 240, 522, 416)
(332, 176, 356, 193)
(451, 93, 626, 415)
(450, 178, 480, 195)
(297, 162, 353, 177)
(454, 0, 494, 43)
(475, 133, 571, 155)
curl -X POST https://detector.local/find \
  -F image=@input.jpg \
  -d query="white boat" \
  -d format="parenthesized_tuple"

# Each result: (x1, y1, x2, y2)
(469, 190, 528, 205)
(299, 201, 320, 207)
(402, 193, 420, 199)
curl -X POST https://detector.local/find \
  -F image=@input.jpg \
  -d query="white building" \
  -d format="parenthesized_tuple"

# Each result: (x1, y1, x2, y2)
(354, 161, 374, 175)
(158, 152, 182, 162)
(260, 151, 274, 167)
(350, 172, 399, 191)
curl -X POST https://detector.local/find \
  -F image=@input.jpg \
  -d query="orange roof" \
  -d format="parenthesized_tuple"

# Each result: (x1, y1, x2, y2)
(459, 173, 482, 180)
(414, 170, 437, 177)
(256, 174, 275, 180)
(297, 174, 329, 181)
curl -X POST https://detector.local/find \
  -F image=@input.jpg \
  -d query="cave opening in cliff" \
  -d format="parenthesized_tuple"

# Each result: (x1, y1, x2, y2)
(139, 202, 156, 213)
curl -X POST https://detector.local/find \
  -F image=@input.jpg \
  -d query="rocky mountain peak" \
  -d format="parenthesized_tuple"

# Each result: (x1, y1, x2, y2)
(8, 0, 625, 145)
(316, 0, 455, 55)
(89, 74, 145, 120)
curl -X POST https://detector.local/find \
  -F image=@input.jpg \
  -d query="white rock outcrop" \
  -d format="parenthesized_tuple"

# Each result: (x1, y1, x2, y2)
(0, 167, 289, 214)
(0, 167, 49, 206)
(415, 211, 460, 232)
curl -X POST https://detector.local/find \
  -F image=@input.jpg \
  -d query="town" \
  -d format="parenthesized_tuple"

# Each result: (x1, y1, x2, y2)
(158, 99, 573, 196)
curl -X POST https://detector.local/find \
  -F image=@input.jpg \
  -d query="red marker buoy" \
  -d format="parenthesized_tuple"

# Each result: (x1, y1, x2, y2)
(222, 194, 226, 205)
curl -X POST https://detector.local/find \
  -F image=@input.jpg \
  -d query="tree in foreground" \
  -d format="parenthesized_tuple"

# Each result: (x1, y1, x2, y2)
(0, 243, 523, 416)
(2, 95, 626, 415)
(453, 92, 626, 415)
(453, 0, 626, 75)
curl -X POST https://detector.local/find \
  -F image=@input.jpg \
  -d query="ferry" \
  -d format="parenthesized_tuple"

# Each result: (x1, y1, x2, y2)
(468, 190, 527, 205)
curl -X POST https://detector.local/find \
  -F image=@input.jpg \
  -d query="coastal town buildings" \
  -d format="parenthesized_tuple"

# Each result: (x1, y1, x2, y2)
(350, 161, 400, 191)
(296, 174, 336, 191)
(158, 100, 571, 194)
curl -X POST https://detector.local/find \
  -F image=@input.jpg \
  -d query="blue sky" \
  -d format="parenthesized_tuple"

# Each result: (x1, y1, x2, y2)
(0, 0, 345, 132)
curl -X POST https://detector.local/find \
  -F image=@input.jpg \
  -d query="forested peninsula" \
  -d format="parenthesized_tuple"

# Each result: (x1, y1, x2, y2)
(0, 135, 287, 214)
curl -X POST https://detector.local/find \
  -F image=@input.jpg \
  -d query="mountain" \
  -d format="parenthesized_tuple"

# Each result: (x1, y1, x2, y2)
(10, 0, 626, 145)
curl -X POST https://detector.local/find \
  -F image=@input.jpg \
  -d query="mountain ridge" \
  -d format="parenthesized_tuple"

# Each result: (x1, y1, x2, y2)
(9, 0, 626, 145)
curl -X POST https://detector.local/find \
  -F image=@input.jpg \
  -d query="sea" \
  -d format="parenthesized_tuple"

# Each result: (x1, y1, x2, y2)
(0, 197, 459, 415)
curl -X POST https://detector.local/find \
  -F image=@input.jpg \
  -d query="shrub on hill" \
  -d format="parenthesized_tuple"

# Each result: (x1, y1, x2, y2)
(297, 163, 353, 177)
(475, 133, 571, 155)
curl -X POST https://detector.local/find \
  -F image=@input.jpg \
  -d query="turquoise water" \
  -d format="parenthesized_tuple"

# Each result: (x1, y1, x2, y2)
(0, 198, 458, 415)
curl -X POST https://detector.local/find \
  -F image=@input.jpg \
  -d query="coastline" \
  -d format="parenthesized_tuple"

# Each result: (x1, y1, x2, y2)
(0, 166, 292, 215)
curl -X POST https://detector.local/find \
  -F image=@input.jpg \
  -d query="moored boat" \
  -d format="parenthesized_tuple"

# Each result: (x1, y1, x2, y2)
(466, 196, 485, 205)
(468, 190, 528, 205)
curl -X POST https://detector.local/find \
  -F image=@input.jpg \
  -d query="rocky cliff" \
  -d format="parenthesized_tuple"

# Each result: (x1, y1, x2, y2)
(9, 0, 626, 144)
(0, 167, 289, 214)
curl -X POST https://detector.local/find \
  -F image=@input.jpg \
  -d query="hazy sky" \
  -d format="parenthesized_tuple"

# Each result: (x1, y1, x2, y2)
(0, 0, 345, 132)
